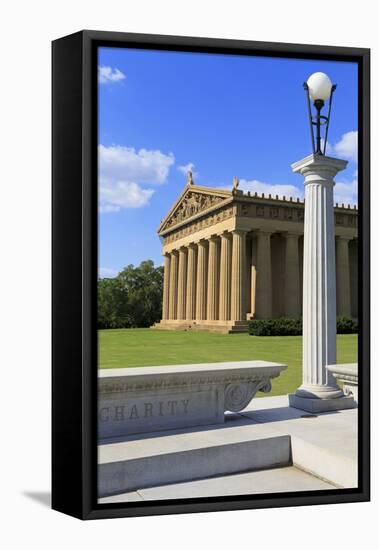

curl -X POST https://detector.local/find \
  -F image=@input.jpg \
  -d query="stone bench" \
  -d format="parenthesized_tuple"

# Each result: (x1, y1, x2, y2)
(98, 360, 287, 440)
(327, 363, 358, 402)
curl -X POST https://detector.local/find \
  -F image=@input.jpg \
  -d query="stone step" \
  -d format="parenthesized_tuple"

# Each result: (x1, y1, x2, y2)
(152, 320, 249, 334)
(98, 395, 358, 500)
(98, 424, 291, 498)
(98, 466, 336, 503)
(240, 395, 358, 488)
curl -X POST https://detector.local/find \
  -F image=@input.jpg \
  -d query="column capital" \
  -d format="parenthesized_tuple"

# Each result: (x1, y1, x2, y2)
(336, 235, 353, 242)
(233, 228, 248, 236)
(219, 232, 232, 244)
(291, 154, 348, 180)
(198, 238, 208, 246)
(208, 234, 220, 243)
(256, 229, 272, 238)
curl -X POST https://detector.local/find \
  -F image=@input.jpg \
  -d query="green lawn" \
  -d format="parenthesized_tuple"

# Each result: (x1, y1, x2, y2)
(98, 329, 358, 397)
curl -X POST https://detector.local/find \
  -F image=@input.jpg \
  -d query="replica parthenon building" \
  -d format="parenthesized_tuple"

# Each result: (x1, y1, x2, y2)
(154, 175, 358, 333)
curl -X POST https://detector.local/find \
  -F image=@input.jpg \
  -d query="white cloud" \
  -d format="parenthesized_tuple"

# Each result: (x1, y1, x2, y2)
(238, 179, 304, 200)
(325, 131, 358, 205)
(98, 267, 118, 279)
(334, 175, 357, 206)
(99, 145, 174, 186)
(98, 144, 174, 213)
(98, 66, 126, 84)
(178, 162, 199, 179)
(99, 181, 154, 212)
(328, 131, 358, 163)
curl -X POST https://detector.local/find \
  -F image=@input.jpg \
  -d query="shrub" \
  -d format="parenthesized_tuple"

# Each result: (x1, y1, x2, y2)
(248, 316, 358, 336)
(248, 317, 302, 336)
(337, 316, 358, 334)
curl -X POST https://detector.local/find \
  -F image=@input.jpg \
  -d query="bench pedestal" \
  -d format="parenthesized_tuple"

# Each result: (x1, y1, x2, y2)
(98, 360, 287, 440)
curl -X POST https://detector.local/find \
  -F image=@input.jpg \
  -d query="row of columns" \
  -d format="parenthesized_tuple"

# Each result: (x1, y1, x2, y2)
(253, 231, 301, 319)
(163, 231, 247, 323)
(162, 231, 356, 323)
(253, 232, 356, 319)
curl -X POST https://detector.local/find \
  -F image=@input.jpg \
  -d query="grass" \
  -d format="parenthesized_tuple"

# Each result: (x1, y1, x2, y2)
(98, 329, 358, 397)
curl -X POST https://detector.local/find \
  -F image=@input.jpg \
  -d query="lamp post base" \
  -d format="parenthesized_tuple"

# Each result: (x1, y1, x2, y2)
(294, 384, 344, 400)
(289, 393, 356, 413)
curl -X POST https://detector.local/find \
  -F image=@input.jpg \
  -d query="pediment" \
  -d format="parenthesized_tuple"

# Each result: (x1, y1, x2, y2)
(158, 184, 232, 235)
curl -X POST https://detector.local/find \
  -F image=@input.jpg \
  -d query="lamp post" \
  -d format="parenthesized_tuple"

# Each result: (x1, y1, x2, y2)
(289, 72, 355, 413)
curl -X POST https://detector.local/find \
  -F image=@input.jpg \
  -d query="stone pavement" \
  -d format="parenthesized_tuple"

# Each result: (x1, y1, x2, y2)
(240, 395, 358, 487)
(98, 394, 357, 502)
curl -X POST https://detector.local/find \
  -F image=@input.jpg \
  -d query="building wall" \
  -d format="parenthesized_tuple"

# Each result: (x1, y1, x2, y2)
(155, 188, 358, 333)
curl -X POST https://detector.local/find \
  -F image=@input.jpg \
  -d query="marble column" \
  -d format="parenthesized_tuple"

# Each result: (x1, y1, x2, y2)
(254, 231, 272, 319)
(249, 237, 257, 318)
(186, 244, 197, 320)
(219, 233, 232, 321)
(207, 237, 220, 320)
(349, 239, 358, 318)
(336, 236, 351, 317)
(168, 251, 178, 320)
(162, 253, 171, 320)
(230, 230, 247, 321)
(195, 241, 208, 320)
(284, 233, 301, 317)
(177, 247, 187, 320)
(289, 154, 354, 412)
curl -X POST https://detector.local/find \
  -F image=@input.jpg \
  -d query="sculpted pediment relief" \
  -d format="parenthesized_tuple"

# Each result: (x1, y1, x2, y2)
(158, 185, 232, 234)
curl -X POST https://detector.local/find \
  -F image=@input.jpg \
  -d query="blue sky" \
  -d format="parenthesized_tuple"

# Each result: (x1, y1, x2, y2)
(98, 47, 358, 278)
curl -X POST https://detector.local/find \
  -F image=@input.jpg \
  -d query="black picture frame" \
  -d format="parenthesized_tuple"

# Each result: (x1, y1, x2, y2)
(52, 30, 370, 520)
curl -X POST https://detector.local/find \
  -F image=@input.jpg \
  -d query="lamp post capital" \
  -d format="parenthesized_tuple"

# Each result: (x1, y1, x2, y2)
(291, 154, 348, 178)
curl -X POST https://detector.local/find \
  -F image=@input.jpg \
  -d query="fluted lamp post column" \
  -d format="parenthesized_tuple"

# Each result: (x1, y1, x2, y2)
(289, 72, 355, 413)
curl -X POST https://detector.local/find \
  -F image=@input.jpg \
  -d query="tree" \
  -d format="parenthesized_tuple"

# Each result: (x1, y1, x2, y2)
(118, 260, 163, 327)
(97, 277, 130, 329)
(97, 260, 163, 329)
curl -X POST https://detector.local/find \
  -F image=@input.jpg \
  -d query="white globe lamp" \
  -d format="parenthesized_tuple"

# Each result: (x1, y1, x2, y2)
(307, 72, 333, 101)
(303, 72, 336, 155)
